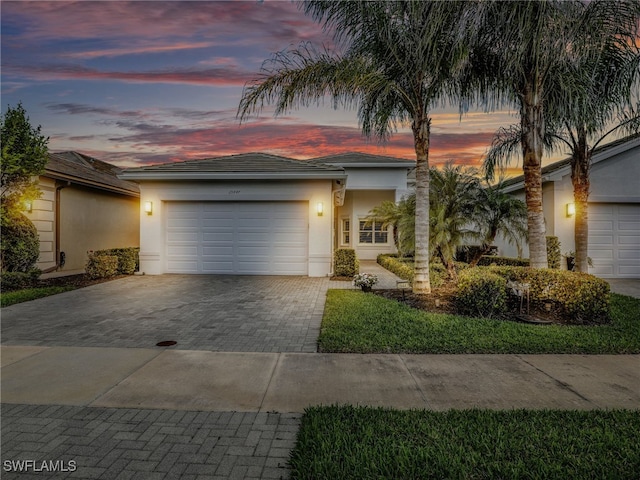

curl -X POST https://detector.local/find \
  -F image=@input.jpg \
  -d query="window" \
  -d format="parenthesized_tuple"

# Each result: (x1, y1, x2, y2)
(341, 218, 350, 245)
(359, 220, 388, 244)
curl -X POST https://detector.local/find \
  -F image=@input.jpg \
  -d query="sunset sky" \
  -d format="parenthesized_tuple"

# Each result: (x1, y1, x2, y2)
(3, 0, 557, 173)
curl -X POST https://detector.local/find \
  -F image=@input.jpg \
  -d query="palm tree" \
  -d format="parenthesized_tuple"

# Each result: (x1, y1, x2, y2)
(468, 181, 528, 267)
(483, 0, 640, 273)
(238, 1, 471, 294)
(428, 164, 480, 279)
(464, 1, 587, 269)
(365, 194, 415, 258)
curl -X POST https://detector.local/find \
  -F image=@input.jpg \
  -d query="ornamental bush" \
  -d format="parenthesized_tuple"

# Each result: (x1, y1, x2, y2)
(488, 266, 610, 325)
(455, 269, 507, 319)
(0, 211, 40, 273)
(85, 253, 118, 279)
(334, 248, 359, 277)
(477, 256, 530, 267)
(93, 247, 139, 274)
(0, 269, 41, 291)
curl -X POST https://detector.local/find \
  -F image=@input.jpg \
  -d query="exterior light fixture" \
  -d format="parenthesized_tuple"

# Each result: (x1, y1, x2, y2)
(317, 202, 323, 216)
(24, 201, 33, 213)
(144, 201, 153, 215)
(566, 203, 576, 217)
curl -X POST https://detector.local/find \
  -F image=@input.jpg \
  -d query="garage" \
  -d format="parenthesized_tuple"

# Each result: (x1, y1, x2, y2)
(166, 201, 308, 275)
(588, 203, 640, 278)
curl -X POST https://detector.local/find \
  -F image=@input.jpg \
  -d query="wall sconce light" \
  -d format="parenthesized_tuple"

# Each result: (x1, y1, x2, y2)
(144, 201, 153, 215)
(566, 203, 576, 217)
(24, 201, 33, 213)
(317, 202, 324, 216)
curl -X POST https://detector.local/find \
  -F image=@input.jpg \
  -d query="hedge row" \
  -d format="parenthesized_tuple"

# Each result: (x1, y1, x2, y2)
(0, 269, 41, 292)
(461, 266, 611, 325)
(476, 256, 530, 267)
(85, 247, 139, 279)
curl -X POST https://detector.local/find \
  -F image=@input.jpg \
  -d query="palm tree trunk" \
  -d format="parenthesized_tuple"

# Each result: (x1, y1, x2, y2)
(412, 115, 432, 294)
(521, 81, 548, 269)
(572, 128, 590, 273)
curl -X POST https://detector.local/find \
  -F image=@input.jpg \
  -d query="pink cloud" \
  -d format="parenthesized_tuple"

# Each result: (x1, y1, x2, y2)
(60, 42, 217, 60)
(6, 64, 251, 86)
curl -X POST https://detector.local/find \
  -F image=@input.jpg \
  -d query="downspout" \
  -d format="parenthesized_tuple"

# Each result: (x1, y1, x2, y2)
(41, 181, 70, 274)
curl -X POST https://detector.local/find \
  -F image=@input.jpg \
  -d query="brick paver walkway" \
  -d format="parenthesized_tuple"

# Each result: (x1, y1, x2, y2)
(1, 404, 299, 480)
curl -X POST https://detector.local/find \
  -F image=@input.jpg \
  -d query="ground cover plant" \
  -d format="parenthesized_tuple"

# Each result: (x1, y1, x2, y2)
(288, 405, 640, 480)
(319, 290, 640, 354)
(0, 274, 124, 307)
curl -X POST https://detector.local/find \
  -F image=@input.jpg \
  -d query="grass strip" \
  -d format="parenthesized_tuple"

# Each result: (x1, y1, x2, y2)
(289, 405, 640, 480)
(1, 286, 75, 307)
(319, 290, 640, 354)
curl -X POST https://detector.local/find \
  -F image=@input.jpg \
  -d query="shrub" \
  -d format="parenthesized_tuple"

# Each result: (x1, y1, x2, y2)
(546, 236, 561, 269)
(477, 256, 530, 267)
(489, 266, 611, 325)
(455, 268, 507, 319)
(0, 212, 40, 272)
(377, 254, 414, 283)
(0, 269, 41, 291)
(85, 252, 118, 279)
(334, 248, 359, 277)
(456, 245, 497, 263)
(93, 247, 139, 274)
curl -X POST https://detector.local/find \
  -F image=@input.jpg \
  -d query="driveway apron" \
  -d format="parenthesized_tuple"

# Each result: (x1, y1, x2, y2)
(1, 275, 329, 353)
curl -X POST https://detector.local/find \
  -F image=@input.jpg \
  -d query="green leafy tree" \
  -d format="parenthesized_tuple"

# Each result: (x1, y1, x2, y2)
(1, 103, 49, 273)
(239, 1, 472, 294)
(1, 103, 49, 217)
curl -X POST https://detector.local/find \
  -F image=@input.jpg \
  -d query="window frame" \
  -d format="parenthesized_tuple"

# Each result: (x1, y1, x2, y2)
(357, 218, 389, 245)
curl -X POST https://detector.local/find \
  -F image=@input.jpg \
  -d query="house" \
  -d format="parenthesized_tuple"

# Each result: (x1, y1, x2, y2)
(26, 152, 140, 275)
(119, 152, 415, 276)
(497, 134, 640, 278)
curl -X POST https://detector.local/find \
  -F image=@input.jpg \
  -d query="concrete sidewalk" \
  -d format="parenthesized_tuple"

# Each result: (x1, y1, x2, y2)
(2, 346, 639, 411)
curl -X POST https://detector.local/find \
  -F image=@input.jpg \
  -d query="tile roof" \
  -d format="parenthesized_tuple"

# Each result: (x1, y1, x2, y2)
(309, 151, 416, 167)
(120, 152, 346, 180)
(47, 152, 140, 196)
(502, 133, 640, 190)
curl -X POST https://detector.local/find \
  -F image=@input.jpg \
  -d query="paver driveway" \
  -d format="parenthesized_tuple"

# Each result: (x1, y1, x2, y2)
(1, 275, 330, 352)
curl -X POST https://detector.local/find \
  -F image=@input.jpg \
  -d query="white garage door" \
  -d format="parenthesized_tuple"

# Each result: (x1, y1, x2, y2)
(588, 203, 640, 278)
(166, 201, 308, 275)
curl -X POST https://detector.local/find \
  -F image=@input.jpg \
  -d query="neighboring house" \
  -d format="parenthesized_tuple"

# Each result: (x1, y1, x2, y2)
(26, 151, 140, 275)
(497, 134, 640, 278)
(119, 152, 415, 276)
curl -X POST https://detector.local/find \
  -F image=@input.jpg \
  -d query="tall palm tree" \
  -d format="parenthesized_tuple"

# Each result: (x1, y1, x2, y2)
(238, 1, 471, 294)
(464, 1, 586, 269)
(483, 0, 640, 273)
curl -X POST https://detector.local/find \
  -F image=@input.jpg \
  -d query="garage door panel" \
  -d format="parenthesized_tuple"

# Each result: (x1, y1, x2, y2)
(166, 201, 308, 275)
(589, 203, 640, 278)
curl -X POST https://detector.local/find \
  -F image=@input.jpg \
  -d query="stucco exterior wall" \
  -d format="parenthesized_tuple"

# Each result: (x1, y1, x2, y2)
(58, 186, 140, 272)
(137, 179, 334, 276)
(27, 176, 57, 271)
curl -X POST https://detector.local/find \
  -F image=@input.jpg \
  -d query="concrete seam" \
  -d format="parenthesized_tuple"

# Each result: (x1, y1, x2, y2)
(257, 353, 281, 414)
(515, 355, 598, 407)
(398, 354, 432, 409)
(87, 348, 165, 408)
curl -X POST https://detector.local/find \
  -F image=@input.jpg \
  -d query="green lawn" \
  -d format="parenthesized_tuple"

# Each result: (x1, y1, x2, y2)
(289, 405, 640, 480)
(0, 286, 75, 307)
(319, 290, 640, 354)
